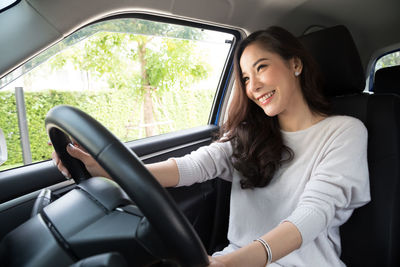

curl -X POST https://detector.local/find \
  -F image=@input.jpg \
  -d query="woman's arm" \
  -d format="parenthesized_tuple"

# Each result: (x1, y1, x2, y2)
(209, 221, 302, 267)
(52, 143, 180, 187)
(146, 159, 180, 187)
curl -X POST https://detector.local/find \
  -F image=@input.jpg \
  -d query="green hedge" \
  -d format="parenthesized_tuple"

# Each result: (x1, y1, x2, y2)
(0, 88, 214, 170)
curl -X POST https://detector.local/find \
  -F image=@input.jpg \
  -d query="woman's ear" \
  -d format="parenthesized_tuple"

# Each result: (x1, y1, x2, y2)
(292, 57, 303, 76)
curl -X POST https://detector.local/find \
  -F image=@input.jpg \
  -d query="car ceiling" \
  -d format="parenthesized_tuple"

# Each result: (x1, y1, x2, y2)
(1, 0, 399, 80)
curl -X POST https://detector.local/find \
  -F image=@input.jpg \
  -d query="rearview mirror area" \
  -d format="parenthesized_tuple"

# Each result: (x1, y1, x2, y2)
(0, 128, 7, 166)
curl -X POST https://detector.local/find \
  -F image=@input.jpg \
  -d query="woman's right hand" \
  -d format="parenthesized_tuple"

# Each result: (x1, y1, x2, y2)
(51, 142, 111, 179)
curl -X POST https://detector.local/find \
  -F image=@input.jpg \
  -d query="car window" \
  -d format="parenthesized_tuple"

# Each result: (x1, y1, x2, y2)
(0, 0, 19, 13)
(369, 50, 400, 91)
(375, 50, 400, 71)
(0, 17, 236, 171)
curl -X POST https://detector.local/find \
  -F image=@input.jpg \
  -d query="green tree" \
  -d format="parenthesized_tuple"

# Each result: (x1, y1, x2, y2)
(50, 18, 209, 136)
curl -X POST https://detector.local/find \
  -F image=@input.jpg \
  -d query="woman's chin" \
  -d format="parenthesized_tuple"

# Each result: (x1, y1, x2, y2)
(263, 107, 278, 117)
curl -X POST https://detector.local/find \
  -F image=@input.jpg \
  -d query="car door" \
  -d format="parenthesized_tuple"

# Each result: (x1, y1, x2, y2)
(0, 14, 241, 254)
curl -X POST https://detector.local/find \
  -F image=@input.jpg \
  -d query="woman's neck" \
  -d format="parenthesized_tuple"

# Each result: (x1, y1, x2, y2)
(278, 103, 325, 132)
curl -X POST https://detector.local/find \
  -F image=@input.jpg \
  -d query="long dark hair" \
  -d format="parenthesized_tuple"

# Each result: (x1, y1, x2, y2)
(221, 26, 330, 189)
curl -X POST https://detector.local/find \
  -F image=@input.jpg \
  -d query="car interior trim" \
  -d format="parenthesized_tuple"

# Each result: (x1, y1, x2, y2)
(139, 138, 212, 161)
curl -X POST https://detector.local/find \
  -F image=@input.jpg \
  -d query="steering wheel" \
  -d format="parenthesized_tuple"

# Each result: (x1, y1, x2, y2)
(45, 105, 209, 266)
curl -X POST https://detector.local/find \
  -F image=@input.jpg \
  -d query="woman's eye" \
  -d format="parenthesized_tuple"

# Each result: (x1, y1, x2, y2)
(242, 77, 249, 83)
(257, 64, 267, 71)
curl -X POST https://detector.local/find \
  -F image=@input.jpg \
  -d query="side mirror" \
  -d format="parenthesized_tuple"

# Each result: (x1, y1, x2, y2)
(0, 128, 7, 166)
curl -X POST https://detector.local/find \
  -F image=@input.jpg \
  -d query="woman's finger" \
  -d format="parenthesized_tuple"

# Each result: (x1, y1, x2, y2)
(66, 143, 91, 163)
(51, 149, 71, 178)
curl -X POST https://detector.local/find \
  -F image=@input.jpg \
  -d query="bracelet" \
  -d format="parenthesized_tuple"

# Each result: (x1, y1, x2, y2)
(255, 238, 272, 266)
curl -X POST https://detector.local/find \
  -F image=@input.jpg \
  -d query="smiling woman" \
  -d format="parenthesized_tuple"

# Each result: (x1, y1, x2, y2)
(225, 27, 330, 189)
(189, 26, 369, 266)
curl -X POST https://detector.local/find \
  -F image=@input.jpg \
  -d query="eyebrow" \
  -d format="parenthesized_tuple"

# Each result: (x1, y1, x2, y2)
(253, 58, 269, 67)
(241, 58, 270, 77)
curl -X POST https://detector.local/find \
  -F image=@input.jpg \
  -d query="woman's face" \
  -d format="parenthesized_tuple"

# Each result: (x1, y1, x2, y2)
(240, 43, 303, 118)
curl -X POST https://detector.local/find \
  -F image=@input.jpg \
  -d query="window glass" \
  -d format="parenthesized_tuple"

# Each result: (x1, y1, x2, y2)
(0, 0, 18, 12)
(0, 18, 235, 170)
(375, 51, 400, 72)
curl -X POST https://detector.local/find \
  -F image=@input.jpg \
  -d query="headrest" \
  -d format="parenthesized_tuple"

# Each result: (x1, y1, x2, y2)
(373, 65, 400, 94)
(298, 25, 365, 97)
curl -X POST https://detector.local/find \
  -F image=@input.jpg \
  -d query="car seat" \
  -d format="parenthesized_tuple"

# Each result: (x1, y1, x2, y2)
(373, 65, 400, 95)
(299, 25, 400, 266)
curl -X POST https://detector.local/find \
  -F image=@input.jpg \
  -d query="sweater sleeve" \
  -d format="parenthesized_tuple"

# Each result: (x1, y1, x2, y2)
(173, 141, 234, 187)
(285, 119, 370, 246)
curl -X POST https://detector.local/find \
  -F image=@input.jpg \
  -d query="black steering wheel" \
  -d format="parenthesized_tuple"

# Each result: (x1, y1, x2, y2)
(45, 105, 209, 266)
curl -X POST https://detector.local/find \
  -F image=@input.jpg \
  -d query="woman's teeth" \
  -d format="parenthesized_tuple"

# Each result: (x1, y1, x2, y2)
(259, 90, 275, 103)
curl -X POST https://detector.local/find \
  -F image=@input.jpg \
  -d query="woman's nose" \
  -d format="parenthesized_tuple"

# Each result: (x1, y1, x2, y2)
(248, 77, 260, 92)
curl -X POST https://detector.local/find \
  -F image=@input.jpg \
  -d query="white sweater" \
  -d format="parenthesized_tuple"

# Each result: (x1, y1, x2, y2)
(174, 115, 370, 266)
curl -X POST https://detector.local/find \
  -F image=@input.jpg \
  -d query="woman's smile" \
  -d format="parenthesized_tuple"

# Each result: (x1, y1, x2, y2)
(257, 90, 276, 105)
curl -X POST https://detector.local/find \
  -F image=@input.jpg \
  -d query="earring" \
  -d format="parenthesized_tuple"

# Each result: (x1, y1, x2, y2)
(295, 71, 300, 76)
